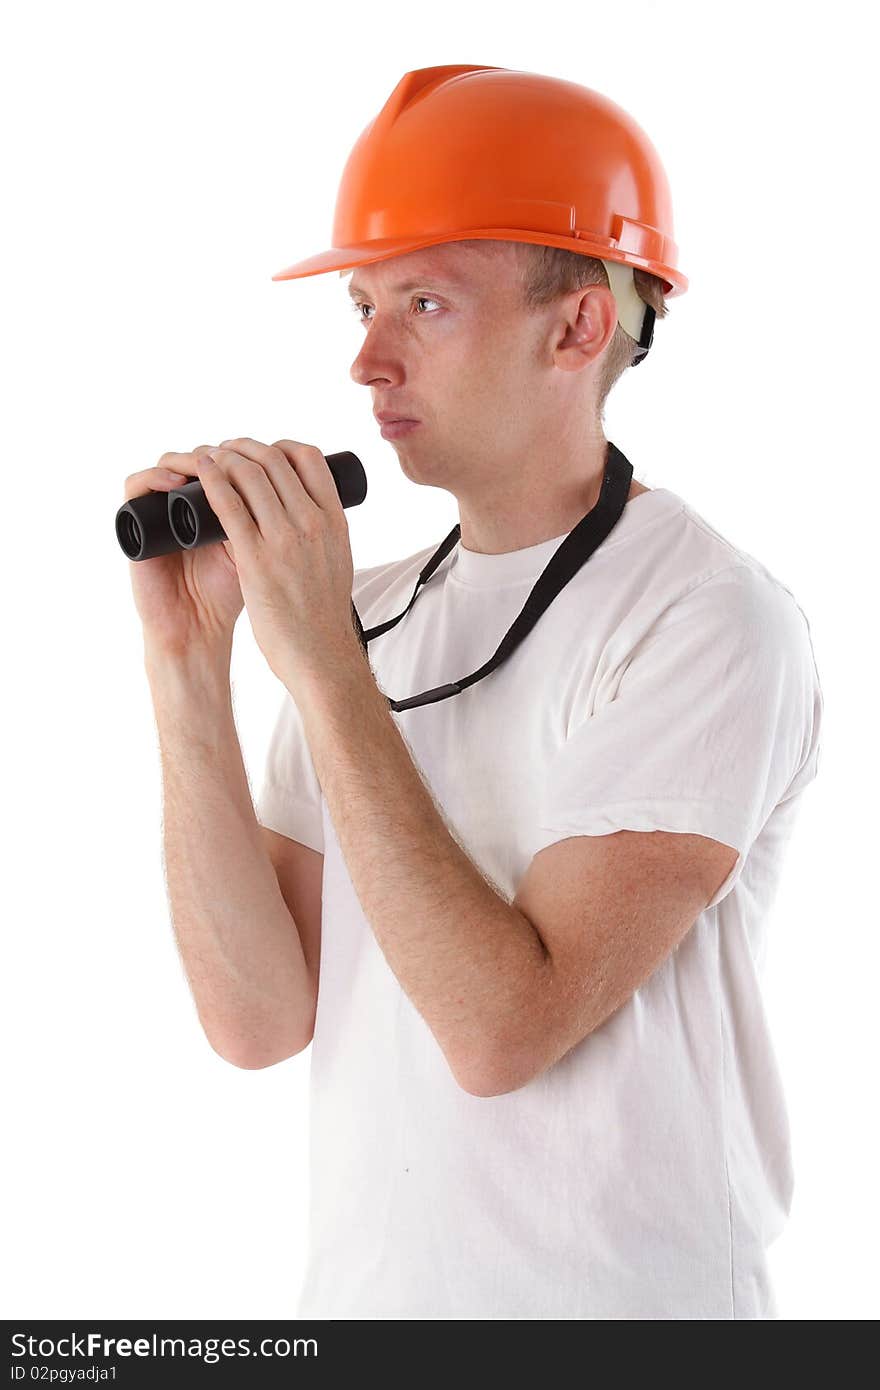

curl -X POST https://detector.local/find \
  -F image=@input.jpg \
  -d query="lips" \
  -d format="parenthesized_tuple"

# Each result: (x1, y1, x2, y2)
(374, 410, 419, 423)
(378, 418, 421, 439)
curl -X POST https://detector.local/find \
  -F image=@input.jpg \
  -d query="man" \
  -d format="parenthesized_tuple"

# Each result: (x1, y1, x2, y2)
(135, 67, 823, 1319)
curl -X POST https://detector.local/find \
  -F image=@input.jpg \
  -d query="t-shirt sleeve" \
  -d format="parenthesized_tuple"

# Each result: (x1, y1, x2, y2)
(533, 564, 823, 909)
(254, 688, 325, 853)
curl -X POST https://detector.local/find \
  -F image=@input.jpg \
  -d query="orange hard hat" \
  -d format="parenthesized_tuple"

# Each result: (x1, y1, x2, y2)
(271, 65, 687, 362)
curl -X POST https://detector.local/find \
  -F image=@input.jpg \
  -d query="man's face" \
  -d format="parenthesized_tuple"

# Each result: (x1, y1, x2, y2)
(344, 240, 564, 491)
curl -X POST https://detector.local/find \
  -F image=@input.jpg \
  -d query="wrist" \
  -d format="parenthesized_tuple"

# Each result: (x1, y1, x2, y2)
(283, 631, 371, 694)
(143, 636, 232, 698)
(285, 640, 380, 731)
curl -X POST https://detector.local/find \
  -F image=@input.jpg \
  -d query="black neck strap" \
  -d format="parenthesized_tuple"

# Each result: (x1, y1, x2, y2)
(350, 440, 634, 712)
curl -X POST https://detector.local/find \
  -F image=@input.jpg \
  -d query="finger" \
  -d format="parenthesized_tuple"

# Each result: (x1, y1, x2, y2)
(123, 461, 196, 502)
(195, 451, 267, 544)
(209, 446, 290, 535)
(216, 437, 317, 518)
(270, 440, 345, 517)
(160, 448, 212, 474)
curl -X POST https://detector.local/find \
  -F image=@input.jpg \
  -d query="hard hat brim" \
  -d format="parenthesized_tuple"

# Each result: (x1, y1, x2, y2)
(271, 229, 688, 297)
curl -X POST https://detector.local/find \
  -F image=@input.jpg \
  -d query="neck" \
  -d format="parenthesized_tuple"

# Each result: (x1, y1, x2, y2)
(455, 437, 650, 555)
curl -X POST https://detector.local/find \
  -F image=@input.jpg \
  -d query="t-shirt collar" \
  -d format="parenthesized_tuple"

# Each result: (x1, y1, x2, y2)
(449, 488, 681, 588)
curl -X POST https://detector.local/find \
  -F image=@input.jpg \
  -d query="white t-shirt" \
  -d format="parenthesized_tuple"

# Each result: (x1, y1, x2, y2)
(256, 484, 823, 1320)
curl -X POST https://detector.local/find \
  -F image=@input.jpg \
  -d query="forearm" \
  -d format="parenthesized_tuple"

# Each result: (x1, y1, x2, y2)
(145, 642, 313, 1068)
(288, 639, 549, 1094)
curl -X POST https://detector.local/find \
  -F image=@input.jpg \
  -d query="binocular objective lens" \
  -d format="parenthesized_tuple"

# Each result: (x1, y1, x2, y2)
(116, 511, 143, 560)
(170, 497, 197, 546)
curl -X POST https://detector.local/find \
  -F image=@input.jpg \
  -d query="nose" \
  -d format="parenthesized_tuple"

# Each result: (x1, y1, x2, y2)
(349, 320, 406, 389)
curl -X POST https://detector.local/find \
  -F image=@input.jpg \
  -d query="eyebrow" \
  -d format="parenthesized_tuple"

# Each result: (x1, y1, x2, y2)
(346, 275, 461, 300)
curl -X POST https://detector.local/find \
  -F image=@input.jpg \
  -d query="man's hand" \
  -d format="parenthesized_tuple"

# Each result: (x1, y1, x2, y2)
(194, 437, 357, 683)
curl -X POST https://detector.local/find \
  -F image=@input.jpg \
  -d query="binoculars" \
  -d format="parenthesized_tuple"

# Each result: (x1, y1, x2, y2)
(115, 450, 367, 561)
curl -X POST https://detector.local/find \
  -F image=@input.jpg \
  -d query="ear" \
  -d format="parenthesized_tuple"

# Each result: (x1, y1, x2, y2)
(552, 285, 618, 373)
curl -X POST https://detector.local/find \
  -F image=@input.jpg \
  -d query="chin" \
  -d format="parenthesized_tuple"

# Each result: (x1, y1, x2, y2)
(393, 442, 447, 485)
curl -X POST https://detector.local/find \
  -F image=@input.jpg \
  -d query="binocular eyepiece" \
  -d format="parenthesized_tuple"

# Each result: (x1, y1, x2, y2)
(115, 450, 367, 561)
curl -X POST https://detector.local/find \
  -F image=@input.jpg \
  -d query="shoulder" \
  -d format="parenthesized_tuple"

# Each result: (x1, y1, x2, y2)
(645, 562, 820, 714)
(684, 560, 809, 637)
(648, 493, 816, 657)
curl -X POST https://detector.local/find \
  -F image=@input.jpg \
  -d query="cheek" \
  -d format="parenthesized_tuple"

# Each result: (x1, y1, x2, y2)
(428, 324, 529, 410)
(475, 353, 530, 408)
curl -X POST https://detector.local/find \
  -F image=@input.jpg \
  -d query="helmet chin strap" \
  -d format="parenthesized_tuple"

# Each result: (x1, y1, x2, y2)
(600, 258, 657, 366)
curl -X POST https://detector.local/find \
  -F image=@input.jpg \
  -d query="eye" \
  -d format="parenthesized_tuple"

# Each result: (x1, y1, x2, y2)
(350, 296, 441, 324)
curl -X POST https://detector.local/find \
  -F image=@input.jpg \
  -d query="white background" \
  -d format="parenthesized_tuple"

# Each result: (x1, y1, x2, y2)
(2, 0, 876, 1321)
